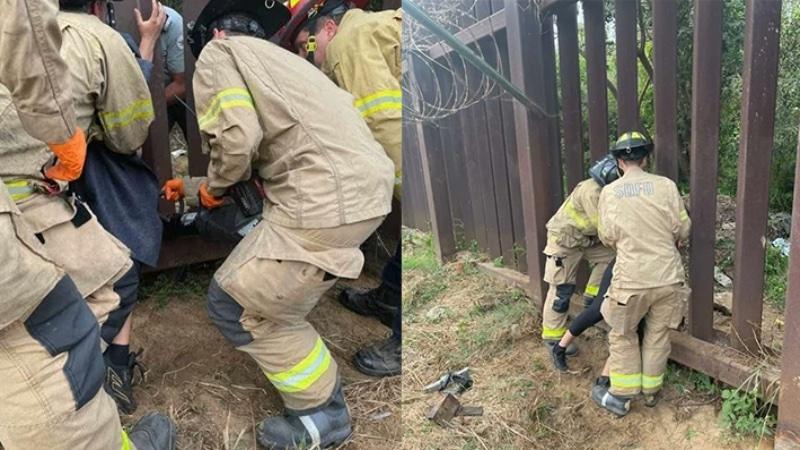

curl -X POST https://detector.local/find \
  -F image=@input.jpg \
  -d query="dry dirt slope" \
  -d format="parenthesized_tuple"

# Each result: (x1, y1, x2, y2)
(125, 263, 401, 450)
(401, 231, 772, 450)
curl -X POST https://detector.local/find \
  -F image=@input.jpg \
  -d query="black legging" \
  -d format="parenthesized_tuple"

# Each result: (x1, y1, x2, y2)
(568, 259, 615, 337)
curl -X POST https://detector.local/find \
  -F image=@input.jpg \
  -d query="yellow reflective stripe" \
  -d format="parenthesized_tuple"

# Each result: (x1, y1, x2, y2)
(564, 199, 591, 231)
(680, 209, 689, 222)
(265, 337, 332, 393)
(121, 430, 132, 450)
(642, 373, 664, 389)
(585, 284, 600, 297)
(99, 99, 154, 131)
(289, 0, 301, 7)
(620, 131, 645, 142)
(354, 89, 402, 118)
(4, 180, 33, 201)
(542, 326, 566, 339)
(198, 88, 255, 129)
(610, 372, 642, 389)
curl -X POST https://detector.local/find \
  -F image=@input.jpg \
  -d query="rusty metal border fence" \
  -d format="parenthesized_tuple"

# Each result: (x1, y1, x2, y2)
(404, 0, 800, 445)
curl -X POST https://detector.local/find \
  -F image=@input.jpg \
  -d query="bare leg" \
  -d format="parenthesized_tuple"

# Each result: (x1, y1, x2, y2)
(111, 315, 132, 345)
(558, 330, 575, 349)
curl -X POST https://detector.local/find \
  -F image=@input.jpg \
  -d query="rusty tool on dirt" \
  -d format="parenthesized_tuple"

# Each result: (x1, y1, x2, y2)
(423, 367, 473, 395)
(424, 367, 483, 426)
(426, 394, 484, 426)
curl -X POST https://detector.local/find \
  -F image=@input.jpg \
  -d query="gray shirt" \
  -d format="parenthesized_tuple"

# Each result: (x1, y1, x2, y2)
(161, 6, 184, 81)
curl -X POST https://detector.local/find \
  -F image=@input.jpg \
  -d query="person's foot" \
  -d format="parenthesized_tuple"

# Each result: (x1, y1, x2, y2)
(338, 286, 399, 328)
(128, 412, 176, 450)
(257, 384, 352, 450)
(543, 340, 578, 357)
(550, 343, 568, 372)
(354, 336, 401, 377)
(103, 349, 146, 415)
(595, 376, 610, 388)
(644, 391, 660, 407)
(592, 383, 631, 417)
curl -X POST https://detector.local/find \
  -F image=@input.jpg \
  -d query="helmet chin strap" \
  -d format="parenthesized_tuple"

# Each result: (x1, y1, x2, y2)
(305, 35, 317, 64)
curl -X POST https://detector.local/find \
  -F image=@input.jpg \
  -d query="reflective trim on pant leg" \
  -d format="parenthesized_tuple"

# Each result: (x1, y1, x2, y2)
(207, 280, 253, 347)
(642, 373, 664, 391)
(266, 337, 332, 394)
(101, 262, 141, 344)
(585, 283, 600, 297)
(24, 276, 105, 410)
(541, 326, 567, 340)
(610, 372, 642, 392)
(121, 429, 132, 450)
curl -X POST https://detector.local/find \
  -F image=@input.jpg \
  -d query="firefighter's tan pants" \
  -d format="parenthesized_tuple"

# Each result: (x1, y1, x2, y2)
(0, 279, 133, 450)
(208, 217, 384, 413)
(541, 241, 614, 340)
(601, 283, 689, 397)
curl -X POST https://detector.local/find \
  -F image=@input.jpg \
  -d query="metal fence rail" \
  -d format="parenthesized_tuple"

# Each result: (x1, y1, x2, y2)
(404, 0, 800, 444)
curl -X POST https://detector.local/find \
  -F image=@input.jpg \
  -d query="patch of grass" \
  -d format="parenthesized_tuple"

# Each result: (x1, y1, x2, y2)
(139, 266, 211, 309)
(764, 245, 789, 309)
(685, 427, 697, 441)
(402, 230, 440, 273)
(720, 387, 777, 438)
(492, 256, 504, 267)
(665, 362, 719, 395)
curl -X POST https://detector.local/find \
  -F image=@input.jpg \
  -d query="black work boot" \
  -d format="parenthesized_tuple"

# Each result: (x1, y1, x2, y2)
(592, 383, 631, 417)
(543, 340, 578, 357)
(338, 286, 398, 328)
(258, 384, 352, 450)
(550, 343, 569, 372)
(103, 349, 146, 414)
(354, 336, 401, 377)
(128, 412, 177, 450)
(644, 391, 660, 407)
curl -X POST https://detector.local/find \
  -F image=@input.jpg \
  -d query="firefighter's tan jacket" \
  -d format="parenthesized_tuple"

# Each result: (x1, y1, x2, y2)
(58, 12, 154, 154)
(194, 36, 393, 278)
(545, 178, 603, 251)
(0, 182, 62, 331)
(321, 9, 402, 198)
(598, 168, 691, 289)
(0, 0, 77, 144)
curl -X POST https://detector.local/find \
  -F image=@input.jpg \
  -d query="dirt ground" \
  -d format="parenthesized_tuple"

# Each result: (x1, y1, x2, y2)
(402, 232, 773, 450)
(124, 263, 400, 450)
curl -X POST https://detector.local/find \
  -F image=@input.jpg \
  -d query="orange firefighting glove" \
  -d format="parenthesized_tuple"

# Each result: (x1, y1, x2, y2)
(161, 178, 185, 202)
(199, 182, 225, 209)
(45, 128, 86, 182)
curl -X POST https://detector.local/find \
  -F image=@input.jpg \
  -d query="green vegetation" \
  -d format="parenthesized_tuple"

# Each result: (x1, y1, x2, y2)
(720, 387, 777, 438)
(764, 245, 790, 309)
(139, 265, 212, 309)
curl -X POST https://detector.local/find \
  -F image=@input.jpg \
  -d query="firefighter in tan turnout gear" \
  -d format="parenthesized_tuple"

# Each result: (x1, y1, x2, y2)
(592, 132, 691, 417)
(541, 159, 616, 354)
(0, 3, 174, 448)
(181, 1, 394, 448)
(282, 0, 404, 378)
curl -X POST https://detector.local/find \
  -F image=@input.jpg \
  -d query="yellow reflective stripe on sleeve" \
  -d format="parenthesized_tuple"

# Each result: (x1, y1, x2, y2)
(642, 373, 664, 389)
(198, 88, 255, 129)
(680, 209, 689, 222)
(121, 430, 132, 450)
(99, 99, 154, 131)
(4, 179, 33, 201)
(610, 372, 642, 389)
(354, 89, 402, 118)
(542, 326, 567, 340)
(564, 199, 591, 231)
(265, 337, 332, 393)
(585, 283, 600, 297)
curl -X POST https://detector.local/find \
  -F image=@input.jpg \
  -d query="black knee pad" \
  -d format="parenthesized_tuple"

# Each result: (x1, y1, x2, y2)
(552, 284, 576, 313)
(207, 280, 254, 347)
(24, 276, 105, 410)
(101, 262, 141, 344)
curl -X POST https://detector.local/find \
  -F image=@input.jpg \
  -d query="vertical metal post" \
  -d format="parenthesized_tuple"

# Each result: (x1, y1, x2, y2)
(583, 0, 609, 160)
(615, 0, 638, 133)
(505, 0, 559, 306)
(688, 0, 723, 343)
(731, 0, 782, 352)
(652, 0, 679, 181)
(556, 4, 584, 191)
